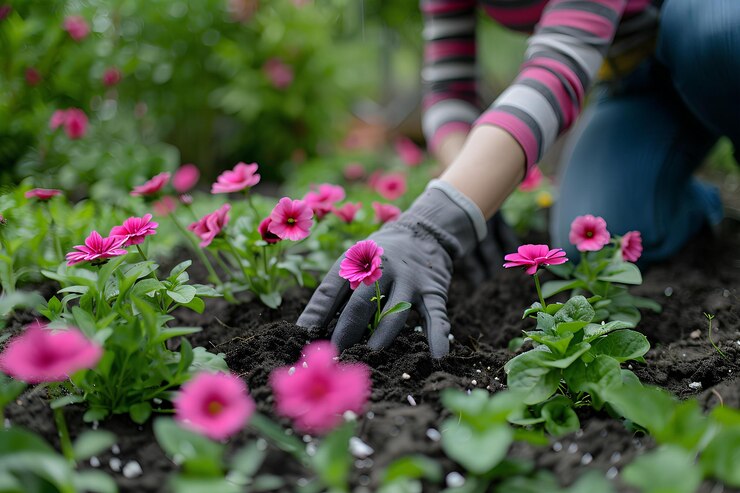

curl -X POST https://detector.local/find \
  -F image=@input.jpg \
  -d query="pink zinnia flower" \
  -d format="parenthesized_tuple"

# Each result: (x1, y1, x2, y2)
(339, 239, 384, 289)
(50, 110, 67, 130)
(66, 231, 128, 266)
(303, 183, 346, 220)
(188, 204, 231, 247)
(395, 136, 423, 167)
(153, 195, 177, 216)
(211, 162, 260, 194)
(620, 231, 643, 263)
(343, 162, 365, 181)
(0, 322, 102, 384)
(174, 372, 255, 441)
(25, 188, 62, 201)
(270, 341, 370, 434)
(268, 198, 313, 241)
(569, 215, 611, 252)
(263, 58, 294, 89)
(130, 172, 171, 197)
(503, 244, 568, 275)
(519, 166, 543, 192)
(63, 15, 89, 41)
(332, 202, 362, 224)
(374, 173, 407, 201)
(173, 164, 200, 193)
(110, 214, 158, 247)
(258, 217, 282, 244)
(372, 202, 401, 224)
(63, 109, 88, 139)
(25, 67, 42, 86)
(102, 67, 122, 87)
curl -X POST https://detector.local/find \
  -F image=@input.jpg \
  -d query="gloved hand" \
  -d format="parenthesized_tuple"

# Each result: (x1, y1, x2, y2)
(456, 211, 520, 284)
(296, 180, 486, 358)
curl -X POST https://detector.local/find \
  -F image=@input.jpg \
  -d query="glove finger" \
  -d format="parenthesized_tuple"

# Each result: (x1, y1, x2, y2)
(296, 260, 350, 329)
(367, 284, 414, 350)
(419, 293, 451, 358)
(331, 278, 390, 352)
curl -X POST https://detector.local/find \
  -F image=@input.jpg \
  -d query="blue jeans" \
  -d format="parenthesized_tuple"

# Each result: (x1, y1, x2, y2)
(551, 0, 738, 264)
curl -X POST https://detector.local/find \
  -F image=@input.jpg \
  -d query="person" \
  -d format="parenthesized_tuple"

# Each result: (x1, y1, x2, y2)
(298, 0, 739, 358)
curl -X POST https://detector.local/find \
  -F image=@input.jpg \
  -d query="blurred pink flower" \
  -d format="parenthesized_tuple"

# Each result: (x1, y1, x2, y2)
(620, 231, 643, 263)
(63, 15, 89, 42)
(188, 203, 231, 247)
(372, 202, 400, 224)
(211, 162, 260, 194)
(0, 213, 6, 225)
(0, 322, 102, 384)
(339, 239, 384, 289)
(367, 170, 382, 189)
(374, 172, 407, 201)
(66, 231, 128, 266)
(395, 136, 423, 167)
(228, 0, 259, 23)
(270, 341, 370, 434)
(343, 162, 365, 181)
(258, 217, 282, 244)
(175, 372, 255, 440)
(569, 215, 610, 252)
(25, 188, 62, 201)
(102, 67, 122, 87)
(25, 67, 42, 86)
(110, 214, 158, 247)
(332, 202, 362, 224)
(0, 5, 11, 21)
(153, 196, 177, 216)
(63, 109, 88, 139)
(503, 244, 568, 275)
(50, 110, 67, 130)
(173, 164, 200, 193)
(303, 183, 346, 220)
(263, 58, 294, 90)
(130, 172, 171, 197)
(179, 193, 193, 205)
(519, 166, 543, 192)
(268, 198, 313, 241)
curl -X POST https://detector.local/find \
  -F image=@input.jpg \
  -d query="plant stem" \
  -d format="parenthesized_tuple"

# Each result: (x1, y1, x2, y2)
(262, 245, 271, 291)
(44, 203, 63, 261)
(246, 192, 260, 219)
(135, 244, 148, 261)
(51, 385, 75, 464)
(224, 238, 255, 291)
(168, 213, 222, 285)
(371, 281, 382, 332)
(705, 313, 728, 360)
(533, 272, 546, 309)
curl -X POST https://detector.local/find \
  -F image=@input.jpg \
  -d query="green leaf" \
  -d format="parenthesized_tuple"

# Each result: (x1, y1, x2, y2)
(50, 394, 84, 409)
(701, 428, 740, 486)
(583, 320, 634, 341)
(381, 301, 412, 318)
(381, 455, 443, 484)
(603, 382, 677, 435)
(630, 295, 662, 312)
(566, 471, 616, 493)
(259, 291, 282, 309)
(181, 296, 205, 314)
(553, 296, 594, 324)
(590, 330, 649, 362)
(541, 342, 591, 369)
(623, 445, 702, 493)
(72, 430, 116, 461)
(72, 306, 99, 337)
(527, 332, 572, 355)
(251, 474, 285, 491)
(191, 347, 229, 373)
(129, 402, 153, 424)
(522, 302, 544, 319)
(441, 419, 513, 474)
(441, 389, 525, 423)
(153, 418, 224, 476)
(540, 279, 585, 299)
(311, 421, 354, 489)
(72, 470, 118, 493)
(170, 476, 242, 493)
(0, 375, 27, 410)
(177, 338, 195, 376)
(541, 397, 580, 437)
(169, 260, 193, 280)
(554, 320, 589, 335)
(506, 353, 560, 405)
(131, 278, 164, 296)
(535, 312, 556, 333)
(83, 408, 109, 423)
(153, 327, 202, 345)
(248, 413, 307, 460)
(597, 262, 642, 285)
(230, 442, 266, 477)
(167, 285, 197, 304)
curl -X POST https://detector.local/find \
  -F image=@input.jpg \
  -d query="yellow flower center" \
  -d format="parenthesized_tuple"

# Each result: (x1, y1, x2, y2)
(207, 401, 223, 415)
(287, 218, 296, 225)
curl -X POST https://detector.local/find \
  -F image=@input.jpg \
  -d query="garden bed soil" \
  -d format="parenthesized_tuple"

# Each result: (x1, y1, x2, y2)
(5, 219, 740, 493)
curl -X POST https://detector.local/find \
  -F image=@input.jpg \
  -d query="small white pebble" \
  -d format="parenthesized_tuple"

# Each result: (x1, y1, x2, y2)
(401, 373, 411, 380)
(628, 364, 633, 370)
(606, 467, 619, 480)
(471, 380, 477, 386)
(494, 377, 500, 381)
(4, 418, 11, 429)
(153, 398, 162, 405)
(285, 429, 294, 435)
(426, 428, 441, 442)
(610, 452, 622, 463)
(553, 441, 563, 452)
(366, 411, 375, 419)
(689, 381, 703, 390)
(297, 478, 308, 487)
(302, 435, 312, 443)
(723, 289, 730, 297)
(288, 366, 296, 376)
(355, 458, 373, 469)
(664, 287, 673, 297)
(109, 458, 122, 472)
(682, 353, 687, 357)
(407, 395, 417, 406)
(476, 369, 481, 373)
(580, 453, 593, 465)
(414, 326, 423, 333)
(92, 421, 99, 430)
(349, 437, 374, 458)
(358, 475, 371, 486)
(111, 444, 120, 455)
(302, 361, 308, 368)
(575, 429, 584, 438)
(89, 456, 100, 468)
(122, 461, 143, 479)
(343, 410, 358, 421)
(568, 443, 579, 454)
(306, 442, 317, 457)
(690, 330, 702, 339)
(446, 472, 465, 488)
(486, 367, 490, 370)
(448, 334, 455, 342)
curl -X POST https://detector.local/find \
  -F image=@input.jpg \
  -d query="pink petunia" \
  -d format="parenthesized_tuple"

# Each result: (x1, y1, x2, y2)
(372, 202, 401, 224)
(63, 15, 89, 41)
(66, 231, 128, 266)
(503, 244, 568, 275)
(130, 172, 171, 197)
(173, 164, 200, 193)
(0, 322, 102, 384)
(332, 202, 362, 224)
(620, 231, 643, 263)
(211, 162, 261, 194)
(569, 215, 611, 252)
(374, 172, 407, 201)
(63, 109, 88, 139)
(263, 58, 294, 90)
(343, 162, 365, 181)
(102, 67, 122, 87)
(367, 170, 382, 189)
(174, 372, 255, 441)
(50, 110, 67, 130)
(270, 341, 370, 434)
(25, 188, 62, 201)
(339, 239, 384, 289)
(268, 198, 313, 241)
(519, 166, 543, 192)
(188, 203, 231, 247)
(303, 183, 346, 220)
(110, 214, 158, 247)
(0, 5, 11, 21)
(258, 217, 282, 244)
(395, 136, 424, 167)
(153, 196, 177, 216)
(25, 67, 42, 86)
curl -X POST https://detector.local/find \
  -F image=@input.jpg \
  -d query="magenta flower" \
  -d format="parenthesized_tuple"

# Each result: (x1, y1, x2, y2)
(188, 203, 231, 247)
(0, 322, 102, 384)
(173, 164, 200, 193)
(174, 372, 255, 441)
(270, 341, 370, 434)
(372, 202, 401, 224)
(268, 198, 313, 241)
(66, 231, 128, 266)
(153, 196, 177, 216)
(303, 183, 346, 219)
(395, 136, 423, 167)
(339, 239, 384, 289)
(503, 244, 568, 275)
(620, 231, 643, 263)
(50, 110, 67, 130)
(258, 217, 282, 244)
(63, 15, 89, 41)
(211, 162, 261, 194)
(109, 214, 158, 247)
(0, 5, 11, 21)
(367, 170, 382, 189)
(263, 58, 294, 89)
(25, 67, 42, 86)
(343, 162, 365, 181)
(25, 188, 62, 201)
(131, 172, 171, 197)
(569, 215, 611, 252)
(63, 108, 88, 139)
(374, 172, 407, 201)
(102, 67, 122, 87)
(519, 166, 543, 192)
(332, 202, 362, 224)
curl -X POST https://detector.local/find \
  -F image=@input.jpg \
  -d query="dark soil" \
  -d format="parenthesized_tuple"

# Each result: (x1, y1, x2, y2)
(5, 220, 740, 493)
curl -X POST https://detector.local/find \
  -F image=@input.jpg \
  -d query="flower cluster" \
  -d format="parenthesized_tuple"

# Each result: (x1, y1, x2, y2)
(569, 214, 643, 262)
(66, 214, 158, 266)
(49, 108, 88, 140)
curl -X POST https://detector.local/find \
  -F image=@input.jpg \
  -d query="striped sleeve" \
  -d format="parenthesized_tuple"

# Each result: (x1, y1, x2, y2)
(475, 0, 628, 170)
(420, 0, 480, 153)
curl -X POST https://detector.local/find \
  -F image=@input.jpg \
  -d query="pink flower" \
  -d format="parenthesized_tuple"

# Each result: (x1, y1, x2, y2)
(50, 110, 67, 130)
(66, 231, 128, 266)
(25, 188, 62, 201)
(0, 213, 6, 225)
(263, 58, 294, 89)
(153, 196, 177, 216)
(343, 162, 365, 181)
(503, 244, 568, 275)
(270, 341, 370, 434)
(339, 239, 384, 289)
(367, 170, 382, 189)
(620, 231, 643, 263)
(25, 67, 42, 86)
(258, 217, 282, 244)
(174, 372, 255, 441)
(110, 214, 158, 247)
(102, 67, 122, 87)
(332, 202, 362, 224)
(372, 202, 401, 224)
(131, 172, 171, 197)
(63, 109, 88, 139)
(303, 183, 346, 219)
(0, 5, 11, 21)
(173, 164, 200, 193)
(211, 162, 261, 194)
(188, 204, 231, 247)
(0, 322, 102, 384)
(179, 193, 193, 205)
(519, 166, 543, 192)
(374, 173, 407, 201)
(569, 215, 611, 252)
(63, 15, 89, 42)
(395, 136, 423, 167)
(268, 198, 313, 241)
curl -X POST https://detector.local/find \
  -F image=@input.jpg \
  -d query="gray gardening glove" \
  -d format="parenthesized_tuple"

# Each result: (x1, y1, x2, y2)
(296, 180, 486, 358)
(457, 211, 520, 284)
